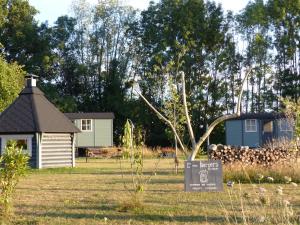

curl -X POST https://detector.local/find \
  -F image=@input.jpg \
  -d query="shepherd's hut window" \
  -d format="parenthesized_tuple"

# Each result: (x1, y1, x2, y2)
(279, 119, 292, 131)
(245, 119, 257, 132)
(0, 135, 33, 156)
(81, 119, 92, 131)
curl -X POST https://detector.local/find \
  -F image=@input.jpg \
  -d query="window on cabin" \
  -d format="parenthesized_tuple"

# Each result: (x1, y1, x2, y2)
(0, 135, 33, 156)
(81, 119, 92, 131)
(245, 119, 257, 132)
(7, 139, 28, 149)
(279, 119, 293, 131)
(263, 121, 273, 133)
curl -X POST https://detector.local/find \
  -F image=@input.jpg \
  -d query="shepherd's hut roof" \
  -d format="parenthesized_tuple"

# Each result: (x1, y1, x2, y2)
(65, 112, 114, 119)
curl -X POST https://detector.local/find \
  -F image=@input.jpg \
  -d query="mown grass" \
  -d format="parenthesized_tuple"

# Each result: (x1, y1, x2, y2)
(12, 158, 300, 224)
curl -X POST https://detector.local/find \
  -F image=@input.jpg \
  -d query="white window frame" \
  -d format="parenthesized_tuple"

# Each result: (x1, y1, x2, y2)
(81, 119, 92, 132)
(245, 119, 257, 132)
(0, 135, 33, 156)
(279, 119, 293, 132)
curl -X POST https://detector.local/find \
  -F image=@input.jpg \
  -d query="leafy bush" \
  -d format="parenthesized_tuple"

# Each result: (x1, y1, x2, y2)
(0, 141, 29, 222)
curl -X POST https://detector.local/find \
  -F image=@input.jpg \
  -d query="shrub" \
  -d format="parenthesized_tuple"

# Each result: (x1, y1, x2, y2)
(0, 141, 29, 222)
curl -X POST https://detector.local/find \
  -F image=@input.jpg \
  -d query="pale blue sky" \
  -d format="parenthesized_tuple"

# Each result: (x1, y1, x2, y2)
(29, 0, 250, 25)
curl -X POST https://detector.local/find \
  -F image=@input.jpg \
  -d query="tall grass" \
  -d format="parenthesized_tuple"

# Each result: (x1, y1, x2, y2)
(221, 161, 300, 224)
(223, 162, 300, 184)
(220, 182, 298, 225)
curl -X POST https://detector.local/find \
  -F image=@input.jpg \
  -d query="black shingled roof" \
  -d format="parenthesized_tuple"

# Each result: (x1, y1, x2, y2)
(64, 112, 114, 119)
(230, 112, 287, 120)
(0, 87, 80, 133)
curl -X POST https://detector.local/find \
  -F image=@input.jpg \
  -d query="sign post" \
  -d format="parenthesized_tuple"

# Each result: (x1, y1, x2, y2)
(184, 160, 223, 192)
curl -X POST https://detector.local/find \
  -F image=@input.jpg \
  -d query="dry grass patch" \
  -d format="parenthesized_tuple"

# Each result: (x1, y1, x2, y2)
(10, 158, 300, 224)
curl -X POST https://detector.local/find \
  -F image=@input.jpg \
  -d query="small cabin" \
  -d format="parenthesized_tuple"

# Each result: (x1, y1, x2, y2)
(64, 113, 114, 154)
(0, 75, 80, 168)
(226, 113, 294, 147)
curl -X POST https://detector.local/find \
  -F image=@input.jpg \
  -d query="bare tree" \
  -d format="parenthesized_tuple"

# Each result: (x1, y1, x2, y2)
(135, 68, 252, 161)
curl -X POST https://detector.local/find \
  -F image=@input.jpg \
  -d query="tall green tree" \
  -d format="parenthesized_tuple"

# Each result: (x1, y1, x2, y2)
(133, 0, 237, 146)
(238, 0, 273, 112)
(0, 0, 53, 76)
(0, 56, 24, 111)
(267, 0, 300, 104)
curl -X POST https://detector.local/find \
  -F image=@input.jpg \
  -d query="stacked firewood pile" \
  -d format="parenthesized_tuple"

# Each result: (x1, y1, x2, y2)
(86, 147, 122, 158)
(209, 144, 297, 166)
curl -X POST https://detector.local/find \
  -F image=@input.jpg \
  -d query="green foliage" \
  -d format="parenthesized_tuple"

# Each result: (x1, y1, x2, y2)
(0, 141, 29, 221)
(0, 0, 47, 73)
(282, 98, 300, 137)
(0, 56, 24, 112)
(122, 120, 132, 150)
(1, 0, 300, 148)
(121, 119, 145, 193)
(163, 77, 186, 144)
(0, 0, 8, 28)
(136, 0, 239, 145)
(121, 120, 133, 159)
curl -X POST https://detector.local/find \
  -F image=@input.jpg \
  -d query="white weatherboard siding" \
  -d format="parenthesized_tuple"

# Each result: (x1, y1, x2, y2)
(41, 133, 73, 168)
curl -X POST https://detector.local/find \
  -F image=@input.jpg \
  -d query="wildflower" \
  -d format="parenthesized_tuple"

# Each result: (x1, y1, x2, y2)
(276, 188, 283, 195)
(259, 195, 269, 205)
(104, 217, 108, 222)
(227, 181, 234, 188)
(258, 216, 266, 223)
(253, 198, 260, 204)
(284, 176, 292, 183)
(291, 182, 298, 187)
(257, 174, 264, 181)
(283, 199, 290, 206)
(259, 187, 267, 193)
(243, 192, 251, 199)
(266, 176, 274, 182)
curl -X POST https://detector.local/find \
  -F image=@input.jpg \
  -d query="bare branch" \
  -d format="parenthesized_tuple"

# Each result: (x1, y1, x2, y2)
(190, 114, 240, 160)
(236, 68, 252, 115)
(180, 71, 197, 149)
(189, 68, 252, 160)
(134, 89, 188, 156)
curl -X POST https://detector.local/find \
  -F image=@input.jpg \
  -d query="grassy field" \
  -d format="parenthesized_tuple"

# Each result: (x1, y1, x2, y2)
(13, 158, 300, 225)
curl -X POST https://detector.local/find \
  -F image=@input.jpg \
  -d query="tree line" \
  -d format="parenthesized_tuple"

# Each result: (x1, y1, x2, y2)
(0, 0, 299, 147)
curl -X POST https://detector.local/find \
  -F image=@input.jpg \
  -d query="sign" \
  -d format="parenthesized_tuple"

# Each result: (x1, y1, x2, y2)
(184, 160, 223, 192)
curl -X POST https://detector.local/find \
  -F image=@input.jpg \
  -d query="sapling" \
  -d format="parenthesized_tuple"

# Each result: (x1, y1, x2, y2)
(121, 120, 132, 159)
(119, 119, 159, 210)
